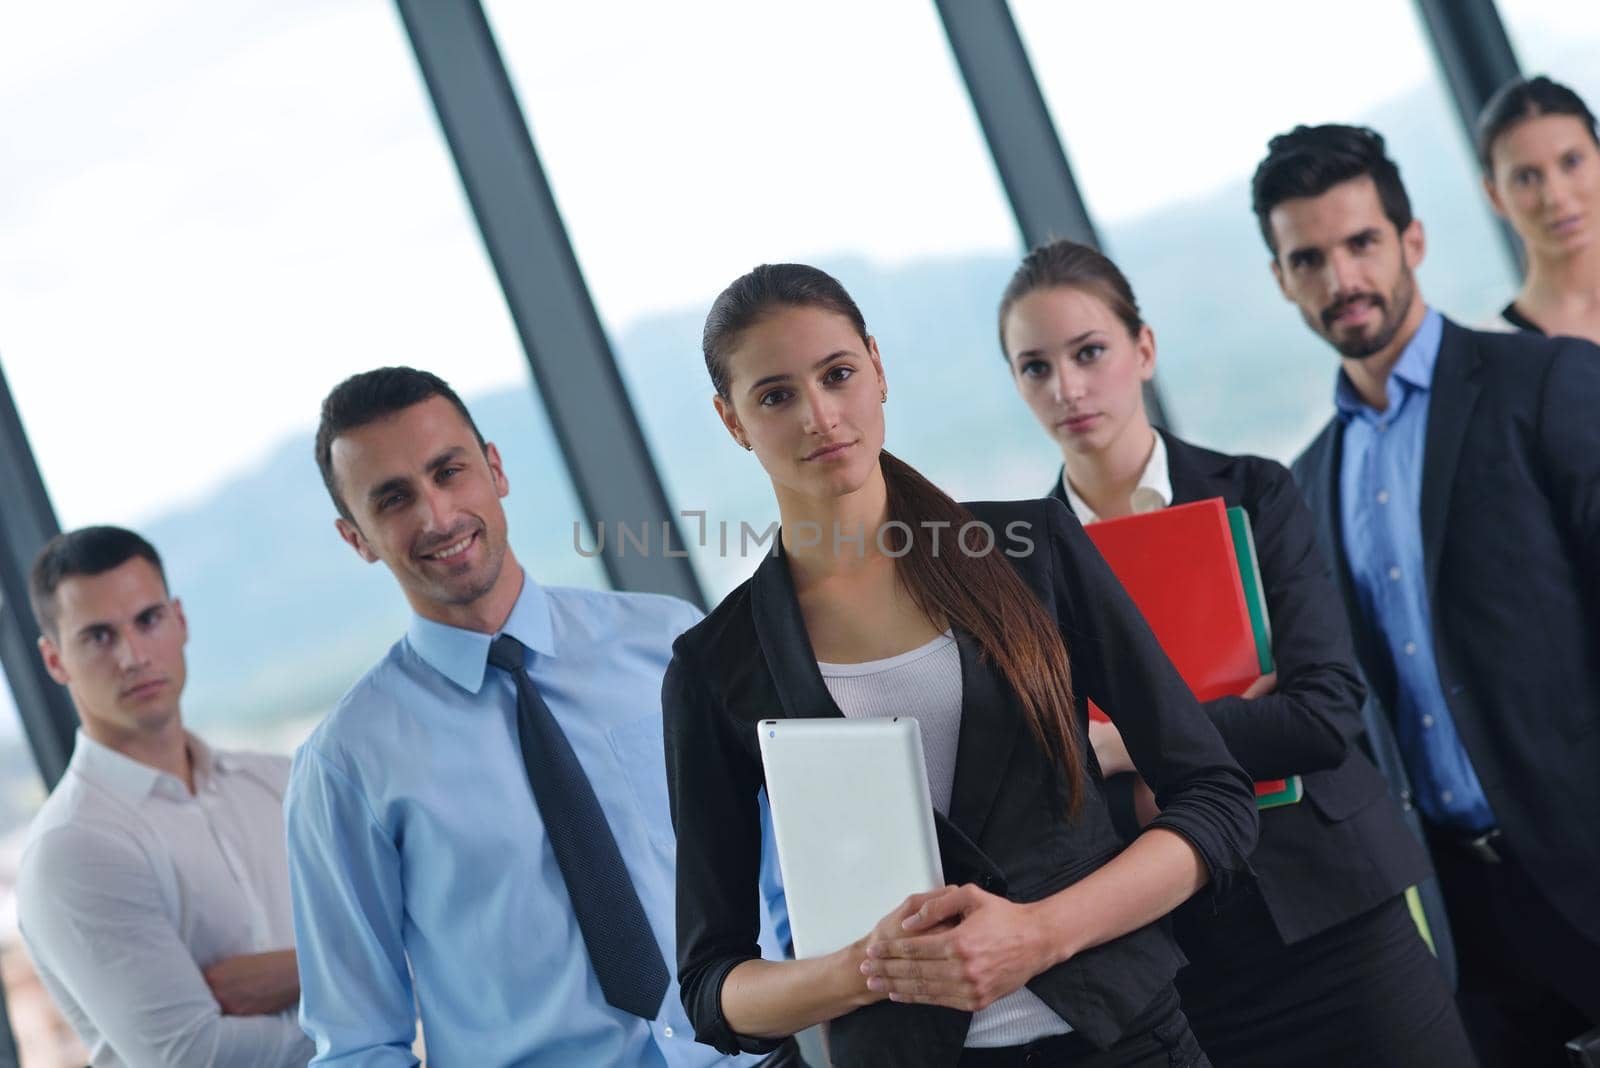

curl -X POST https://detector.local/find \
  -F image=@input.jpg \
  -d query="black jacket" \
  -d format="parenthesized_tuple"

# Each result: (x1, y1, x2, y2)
(1291, 316, 1600, 946)
(1055, 432, 1433, 946)
(664, 497, 1258, 1067)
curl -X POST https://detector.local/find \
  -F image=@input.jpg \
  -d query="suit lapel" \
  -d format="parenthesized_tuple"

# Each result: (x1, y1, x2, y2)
(749, 536, 1020, 853)
(1305, 421, 1349, 605)
(749, 548, 844, 721)
(1419, 320, 1481, 601)
(1160, 429, 1212, 505)
(943, 631, 1023, 847)
(1305, 416, 1401, 716)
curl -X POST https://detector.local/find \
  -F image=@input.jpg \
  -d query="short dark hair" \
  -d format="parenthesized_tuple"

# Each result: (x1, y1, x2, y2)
(1476, 74, 1600, 173)
(29, 526, 167, 639)
(1251, 124, 1414, 255)
(314, 367, 485, 522)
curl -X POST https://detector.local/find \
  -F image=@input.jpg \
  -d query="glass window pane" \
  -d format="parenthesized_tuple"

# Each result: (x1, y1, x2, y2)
(0, 668, 86, 1067)
(486, 1, 1044, 598)
(1011, 0, 1518, 463)
(1499, 0, 1600, 105)
(0, 1, 603, 755)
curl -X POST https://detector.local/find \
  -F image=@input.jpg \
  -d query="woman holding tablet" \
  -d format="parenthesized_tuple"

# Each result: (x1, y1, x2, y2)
(996, 239, 1473, 1067)
(664, 263, 1257, 1067)
(1477, 74, 1600, 341)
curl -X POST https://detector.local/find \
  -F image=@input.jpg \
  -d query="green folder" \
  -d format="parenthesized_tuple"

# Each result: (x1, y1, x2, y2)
(1226, 506, 1303, 810)
(1227, 506, 1273, 673)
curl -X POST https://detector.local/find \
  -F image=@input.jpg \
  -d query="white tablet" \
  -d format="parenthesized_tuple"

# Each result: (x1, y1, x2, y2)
(757, 717, 944, 959)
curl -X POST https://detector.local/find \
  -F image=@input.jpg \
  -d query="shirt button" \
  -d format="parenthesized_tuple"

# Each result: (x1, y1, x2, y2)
(1404, 641, 1418, 656)
(1422, 714, 1435, 728)
(1388, 566, 1401, 581)
(663, 1026, 674, 1039)
(1376, 490, 1390, 504)
(1441, 790, 1454, 805)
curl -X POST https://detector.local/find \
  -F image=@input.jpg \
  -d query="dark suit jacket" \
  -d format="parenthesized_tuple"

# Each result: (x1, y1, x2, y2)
(664, 497, 1257, 1068)
(1056, 432, 1433, 945)
(1291, 316, 1600, 946)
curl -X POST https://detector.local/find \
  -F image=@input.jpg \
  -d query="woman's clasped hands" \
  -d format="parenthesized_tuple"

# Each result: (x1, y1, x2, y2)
(856, 884, 1061, 1013)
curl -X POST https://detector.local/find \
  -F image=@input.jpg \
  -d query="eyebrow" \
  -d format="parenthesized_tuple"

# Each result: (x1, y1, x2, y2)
(366, 447, 469, 504)
(1293, 225, 1383, 257)
(1014, 330, 1101, 363)
(746, 351, 853, 396)
(424, 446, 469, 473)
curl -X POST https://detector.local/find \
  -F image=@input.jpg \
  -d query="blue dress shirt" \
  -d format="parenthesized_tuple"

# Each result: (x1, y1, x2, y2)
(1336, 307, 1496, 833)
(286, 573, 789, 1067)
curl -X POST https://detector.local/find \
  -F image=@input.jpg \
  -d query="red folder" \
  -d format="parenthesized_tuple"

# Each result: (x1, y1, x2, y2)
(1084, 498, 1261, 703)
(1082, 498, 1286, 802)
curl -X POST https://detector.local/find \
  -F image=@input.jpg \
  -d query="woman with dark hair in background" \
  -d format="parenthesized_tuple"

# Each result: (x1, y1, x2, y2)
(996, 240, 1475, 1068)
(1477, 74, 1600, 341)
(664, 262, 1258, 1067)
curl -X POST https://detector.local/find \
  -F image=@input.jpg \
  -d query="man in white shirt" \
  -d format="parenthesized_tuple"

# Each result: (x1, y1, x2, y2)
(16, 525, 312, 1068)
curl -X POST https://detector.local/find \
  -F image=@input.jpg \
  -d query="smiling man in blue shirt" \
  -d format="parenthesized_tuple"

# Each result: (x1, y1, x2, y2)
(1254, 125, 1600, 1067)
(286, 367, 793, 1067)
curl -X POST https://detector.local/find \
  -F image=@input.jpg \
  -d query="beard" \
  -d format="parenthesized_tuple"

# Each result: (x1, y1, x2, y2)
(1310, 265, 1418, 359)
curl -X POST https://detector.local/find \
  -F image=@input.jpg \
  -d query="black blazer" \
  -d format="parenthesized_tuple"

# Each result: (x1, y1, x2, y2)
(1292, 316, 1600, 946)
(1500, 302, 1544, 334)
(663, 497, 1257, 1068)
(1054, 432, 1433, 944)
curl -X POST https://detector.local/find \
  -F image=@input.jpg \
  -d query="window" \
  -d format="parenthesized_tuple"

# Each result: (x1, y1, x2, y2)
(486, 0, 1050, 598)
(1010, 0, 1518, 463)
(1498, 0, 1600, 106)
(0, 1, 602, 756)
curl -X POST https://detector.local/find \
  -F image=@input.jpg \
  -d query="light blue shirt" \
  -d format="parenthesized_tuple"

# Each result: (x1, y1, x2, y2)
(285, 573, 789, 1067)
(1336, 307, 1496, 832)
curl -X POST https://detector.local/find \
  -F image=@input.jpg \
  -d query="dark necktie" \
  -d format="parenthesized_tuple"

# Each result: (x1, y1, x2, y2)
(487, 634, 670, 1020)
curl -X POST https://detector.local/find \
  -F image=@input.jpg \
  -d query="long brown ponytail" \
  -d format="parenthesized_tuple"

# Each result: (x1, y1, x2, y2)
(704, 263, 1084, 812)
(879, 451, 1083, 812)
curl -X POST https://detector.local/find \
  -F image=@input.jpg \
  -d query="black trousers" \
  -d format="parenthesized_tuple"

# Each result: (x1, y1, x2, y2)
(1427, 824, 1600, 1068)
(1172, 887, 1473, 1068)
(957, 985, 1207, 1068)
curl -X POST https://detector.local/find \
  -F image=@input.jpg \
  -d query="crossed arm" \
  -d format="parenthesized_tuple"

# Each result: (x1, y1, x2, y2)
(203, 950, 301, 1017)
(17, 824, 312, 1068)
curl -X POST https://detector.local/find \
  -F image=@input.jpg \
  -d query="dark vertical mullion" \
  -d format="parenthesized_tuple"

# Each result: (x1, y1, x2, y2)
(0, 356, 63, 1068)
(0, 358, 75, 789)
(932, 0, 1170, 428)
(394, 0, 704, 607)
(1413, 0, 1525, 270)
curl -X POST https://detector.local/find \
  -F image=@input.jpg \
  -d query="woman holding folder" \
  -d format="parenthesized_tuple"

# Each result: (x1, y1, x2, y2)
(665, 263, 1258, 1067)
(996, 239, 1473, 1067)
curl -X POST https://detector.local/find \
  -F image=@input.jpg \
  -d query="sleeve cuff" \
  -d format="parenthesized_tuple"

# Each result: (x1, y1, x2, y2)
(1144, 815, 1255, 908)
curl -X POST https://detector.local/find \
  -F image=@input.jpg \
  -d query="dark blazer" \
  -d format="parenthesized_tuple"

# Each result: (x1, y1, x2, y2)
(664, 497, 1258, 1068)
(1291, 316, 1600, 946)
(1055, 431, 1434, 945)
(1500, 301, 1544, 334)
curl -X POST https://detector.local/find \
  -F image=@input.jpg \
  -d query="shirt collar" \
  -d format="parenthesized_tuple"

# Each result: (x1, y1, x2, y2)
(1060, 430, 1171, 526)
(405, 570, 556, 694)
(1334, 306, 1443, 420)
(68, 727, 218, 803)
